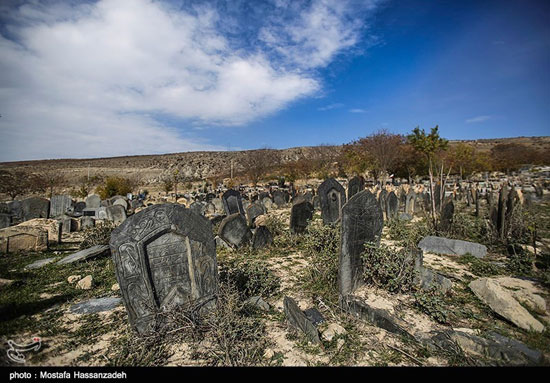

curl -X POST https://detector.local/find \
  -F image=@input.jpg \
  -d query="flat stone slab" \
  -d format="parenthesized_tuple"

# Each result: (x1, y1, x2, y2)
(70, 297, 122, 314)
(57, 245, 110, 265)
(25, 257, 57, 270)
(418, 235, 487, 258)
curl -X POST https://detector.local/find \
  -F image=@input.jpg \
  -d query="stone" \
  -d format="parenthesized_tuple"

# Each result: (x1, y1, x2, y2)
(222, 189, 245, 216)
(25, 257, 57, 270)
(290, 200, 313, 234)
(7, 200, 23, 223)
(251, 226, 273, 250)
(0, 278, 15, 288)
(439, 200, 454, 231)
(272, 190, 286, 207)
(339, 190, 383, 296)
(418, 236, 487, 258)
(112, 198, 129, 210)
(0, 213, 11, 229)
(262, 197, 273, 210)
(414, 250, 453, 294)
(49, 195, 74, 218)
(111, 283, 120, 291)
(245, 296, 270, 311)
(70, 297, 122, 314)
(283, 296, 321, 344)
(386, 191, 399, 220)
(303, 308, 325, 326)
(21, 197, 50, 221)
(347, 176, 365, 200)
(0, 225, 48, 253)
(189, 201, 206, 216)
(218, 213, 252, 248)
(109, 204, 218, 335)
(76, 275, 93, 290)
(60, 215, 76, 234)
(318, 178, 346, 225)
(85, 194, 101, 209)
(57, 244, 111, 265)
(469, 278, 544, 332)
(211, 198, 223, 213)
(321, 323, 347, 343)
(18, 219, 62, 245)
(68, 275, 82, 284)
(106, 205, 127, 225)
(205, 202, 216, 215)
(246, 202, 266, 228)
(80, 216, 95, 230)
(215, 235, 232, 250)
(74, 201, 86, 215)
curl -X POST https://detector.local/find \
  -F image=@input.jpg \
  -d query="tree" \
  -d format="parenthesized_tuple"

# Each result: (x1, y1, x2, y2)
(241, 147, 281, 186)
(31, 169, 65, 198)
(407, 126, 449, 228)
(0, 170, 31, 200)
(96, 176, 133, 199)
(162, 176, 174, 196)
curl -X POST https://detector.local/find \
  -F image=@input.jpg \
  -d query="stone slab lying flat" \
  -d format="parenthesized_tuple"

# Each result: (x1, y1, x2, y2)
(57, 244, 110, 265)
(70, 297, 122, 314)
(418, 236, 487, 258)
(25, 257, 58, 270)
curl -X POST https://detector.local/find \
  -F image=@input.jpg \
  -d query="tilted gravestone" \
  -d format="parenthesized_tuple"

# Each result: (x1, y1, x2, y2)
(348, 176, 365, 200)
(49, 195, 74, 218)
(318, 178, 346, 225)
(246, 202, 266, 228)
(222, 190, 245, 216)
(378, 189, 388, 219)
(110, 204, 218, 335)
(272, 190, 286, 207)
(21, 197, 50, 221)
(290, 200, 314, 234)
(218, 213, 252, 248)
(252, 226, 273, 250)
(339, 190, 384, 296)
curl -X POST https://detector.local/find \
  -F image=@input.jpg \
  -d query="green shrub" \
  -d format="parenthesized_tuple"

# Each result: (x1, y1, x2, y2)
(79, 221, 115, 250)
(96, 176, 134, 199)
(218, 258, 280, 299)
(457, 254, 504, 277)
(506, 251, 534, 276)
(386, 218, 434, 248)
(447, 212, 489, 245)
(413, 288, 449, 324)
(361, 243, 416, 293)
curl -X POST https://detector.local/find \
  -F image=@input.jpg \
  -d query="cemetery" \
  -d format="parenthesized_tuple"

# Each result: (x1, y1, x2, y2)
(1, 131, 550, 367)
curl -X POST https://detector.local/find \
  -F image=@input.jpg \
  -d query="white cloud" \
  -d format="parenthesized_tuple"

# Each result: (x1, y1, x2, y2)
(349, 108, 367, 113)
(318, 103, 344, 111)
(466, 115, 493, 123)
(0, 0, 379, 161)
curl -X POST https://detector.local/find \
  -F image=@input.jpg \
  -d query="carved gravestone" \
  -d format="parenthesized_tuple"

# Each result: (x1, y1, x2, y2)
(386, 192, 399, 220)
(49, 195, 74, 218)
(318, 178, 346, 225)
(348, 176, 365, 200)
(339, 190, 384, 296)
(21, 197, 50, 221)
(440, 201, 454, 232)
(110, 204, 218, 335)
(222, 190, 245, 216)
(290, 200, 314, 234)
(218, 213, 252, 248)
(246, 202, 266, 228)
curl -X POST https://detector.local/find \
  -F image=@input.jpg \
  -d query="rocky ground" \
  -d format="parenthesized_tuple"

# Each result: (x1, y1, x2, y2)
(1, 198, 549, 367)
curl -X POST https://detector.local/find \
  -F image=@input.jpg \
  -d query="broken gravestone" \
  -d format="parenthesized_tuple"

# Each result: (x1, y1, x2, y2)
(283, 296, 321, 344)
(218, 213, 252, 248)
(109, 204, 218, 335)
(222, 190, 245, 216)
(251, 226, 273, 250)
(318, 178, 346, 225)
(418, 236, 487, 258)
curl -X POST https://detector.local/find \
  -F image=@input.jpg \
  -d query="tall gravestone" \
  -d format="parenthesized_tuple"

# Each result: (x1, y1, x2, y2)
(347, 176, 364, 200)
(339, 190, 384, 296)
(290, 200, 314, 234)
(439, 201, 454, 232)
(110, 204, 217, 335)
(49, 195, 74, 218)
(222, 190, 245, 216)
(21, 197, 50, 221)
(318, 178, 346, 225)
(405, 190, 416, 215)
(386, 191, 399, 220)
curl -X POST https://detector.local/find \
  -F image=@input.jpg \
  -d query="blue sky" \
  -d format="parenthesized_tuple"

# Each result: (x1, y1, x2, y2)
(0, 0, 549, 161)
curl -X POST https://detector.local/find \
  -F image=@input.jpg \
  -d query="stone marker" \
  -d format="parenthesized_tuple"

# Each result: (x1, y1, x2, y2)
(439, 200, 454, 231)
(246, 202, 266, 228)
(318, 178, 346, 225)
(218, 213, 252, 248)
(283, 296, 321, 344)
(348, 176, 365, 200)
(272, 190, 286, 207)
(25, 257, 57, 270)
(85, 194, 101, 209)
(0, 225, 48, 253)
(106, 205, 127, 225)
(49, 195, 74, 218)
(290, 200, 314, 234)
(110, 204, 218, 335)
(386, 191, 398, 220)
(339, 190, 384, 296)
(222, 190, 245, 216)
(17, 218, 61, 245)
(418, 236, 487, 258)
(70, 297, 122, 314)
(21, 197, 50, 221)
(0, 213, 11, 229)
(251, 226, 273, 250)
(57, 244, 111, 265)
(81, 216, 95, 230)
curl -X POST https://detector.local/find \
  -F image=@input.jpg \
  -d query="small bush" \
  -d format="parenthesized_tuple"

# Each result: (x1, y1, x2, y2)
(361, 243, 416, 293)
(457, 254, 504, 277)
(413, 288, 449, 324)
(263, 215, 286, 237)
(506, 251, 534, 276)
(387, 218, 434, 248)
(218, 258, 280, 299)
(96, 176, 134, 199)
(79, 221, 115, 250)
(447, 212, 489, 245)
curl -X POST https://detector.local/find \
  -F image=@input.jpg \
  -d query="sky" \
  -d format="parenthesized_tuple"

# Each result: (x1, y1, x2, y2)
(0, 0, 549, 161)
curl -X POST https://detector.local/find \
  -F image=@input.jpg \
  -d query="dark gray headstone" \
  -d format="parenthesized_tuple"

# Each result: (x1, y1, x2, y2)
(439, 200, 454, 232)
(74, 201, 86, 214)
(110, 204, 218, 335)
(318, 178, 346, 225)
(246, 202, 266, 228)
(222, 190, 245, 216)
(21, 197, 49, 221)
(348, 176, 364, 200)
(272, 190, 286, 207)
(339, 190, 384, 296)
(386, 191, 399, 220)
(0, 213, 11, 229)
(251, 226, 273, 250)
(290, 200, 313, 234)
(218, 213, 252, 248)
(283, 296, 321, 344)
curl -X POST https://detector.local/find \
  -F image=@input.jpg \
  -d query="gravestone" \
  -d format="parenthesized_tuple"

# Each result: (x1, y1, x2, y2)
(290, 200, 314, 234)
(378, 189, 388, 219)
(21, 197, 50, 221)
(339, 190, 384, 296)
(318, 178, 346, 225)
(218, 213, 252, 248)
(205, 202, 216, 215)
(110, 204, 218, 335)
(246, 202, 266, 228)
(272, 190, 286, 207)
(106, 205, 127, 225)
(7, 201, 23, 223)
(252, 226, 273, 250)
(85, 194, 101, 209)
(189, 202, 206, 216)
(405, 190, 416, 215)
(348, 176, 365, 200)
(386, 191, 399, 220)
(18, 218, 62, 244)
(211, 198, 223, 213)
(222, 190, 245, 216)
(81, 216, 95, 230)
(49, 195, 74, 218)
(113, 198, 129, 210)
(0, 225, 48, 253)
(262, 197, 273, 210)
(0, 214, 11, 229)
(418, 236, 487, 258)
(439, 201, 454, 232)
(74, 201, 86, 215)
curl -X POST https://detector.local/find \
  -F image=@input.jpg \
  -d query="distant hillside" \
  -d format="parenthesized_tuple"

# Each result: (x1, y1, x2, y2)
(0, 136, 549, 185)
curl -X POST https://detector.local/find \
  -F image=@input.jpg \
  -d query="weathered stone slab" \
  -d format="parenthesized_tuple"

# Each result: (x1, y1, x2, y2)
(386, 191, 398, 220)
(339, 190, 383, 296)
(110, 204, 217, 335)
(418, 236, 487, 258)
(49, 195, 74, 218)
(0, 226, 48, 253)
(347, 176, 364, 200)
(290, 200, 313, 234)
(439, 200, 454, 231)
(21, 197, 49, 221)
(222, 190, 245, 216)
(251, 226, 273, 250)
(85, 194, 101, 209)
(283, 296, 321, 344)
(18, 219, 62, 245)
(106, 205, 127, 225)
(218, 213, 252, 248)
(318, 178, 346, 225)
(57, 244, 111, 265)
(25, 257, 57, 270)
(0, 213, 11, 229)
(70, 297, 122, 314)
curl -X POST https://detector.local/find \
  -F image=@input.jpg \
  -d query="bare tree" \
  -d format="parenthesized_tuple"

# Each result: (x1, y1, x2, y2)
(241, 147, 281, 186)
(0, 170, 31, 200)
